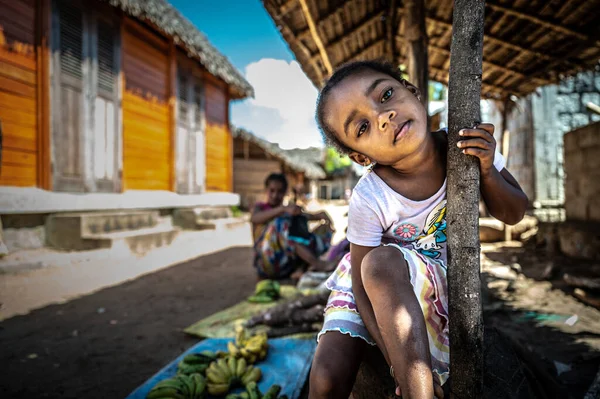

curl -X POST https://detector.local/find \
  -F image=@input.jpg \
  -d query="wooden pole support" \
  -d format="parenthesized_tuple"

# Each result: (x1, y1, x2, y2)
(446, 0, 486, 397)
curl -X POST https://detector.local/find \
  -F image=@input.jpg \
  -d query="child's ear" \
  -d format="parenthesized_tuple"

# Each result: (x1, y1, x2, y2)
(349, 152, 372, 167)
(401, 79, 422, 102)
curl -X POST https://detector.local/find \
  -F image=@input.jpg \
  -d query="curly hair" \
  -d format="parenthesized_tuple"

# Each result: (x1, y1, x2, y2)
(315, 60, 408, 154)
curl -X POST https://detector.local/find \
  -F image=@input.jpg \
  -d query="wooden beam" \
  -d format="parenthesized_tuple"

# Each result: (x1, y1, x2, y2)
(36, 0, 51, 190)
(279, 0, 298, 16)
(386, 0, 399, 61)
(485, 1, 598, 46)
(345, 39, 386, 63)
(298, 0, 358, 42)
(404, 0, 429, 107)
(310, 11, 385, 62)
(298, 0, 332, 74)
(446, 0, 486, 395)
(430, 66, 509, 97)
(425, 17, 556, 62)
(263, 0, 324, 85)
(424, 42, 549, 85)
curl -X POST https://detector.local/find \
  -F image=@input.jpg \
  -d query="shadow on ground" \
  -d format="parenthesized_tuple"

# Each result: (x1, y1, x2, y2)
(0, 246, 255, 399)
(483, 243, 600, 398)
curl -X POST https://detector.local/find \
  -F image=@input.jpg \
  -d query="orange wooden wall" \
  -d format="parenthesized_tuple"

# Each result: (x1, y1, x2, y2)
(121, 19, 171, 191)
(0, 0, 38, 187)
(205, 80, 232, 192)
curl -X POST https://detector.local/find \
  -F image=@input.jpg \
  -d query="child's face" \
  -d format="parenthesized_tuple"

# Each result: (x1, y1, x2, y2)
(324, 70, 428, 166)
(266, 181, 286, 207)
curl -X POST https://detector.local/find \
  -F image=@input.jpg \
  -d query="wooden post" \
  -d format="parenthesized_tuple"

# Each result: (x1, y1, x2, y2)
(446, 0, 486, 397)
(36, 0, 51, 190)
(404, 0, 428, 107)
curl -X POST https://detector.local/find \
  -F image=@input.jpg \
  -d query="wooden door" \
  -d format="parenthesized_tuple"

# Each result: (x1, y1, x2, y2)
(51, 0, 120, 192)
(175, 68, 205, 194)
(90, 14, 120, 192)
(51, 0, 86, 192)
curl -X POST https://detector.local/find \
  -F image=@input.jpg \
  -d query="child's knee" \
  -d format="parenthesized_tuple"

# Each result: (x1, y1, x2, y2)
(361, 246, 409, 286)
(310, 355, 349, 397)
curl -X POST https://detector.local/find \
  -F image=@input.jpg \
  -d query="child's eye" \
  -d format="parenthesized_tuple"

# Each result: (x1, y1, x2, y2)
(357, 122, 369, 137)
(381, 88, 393, 103)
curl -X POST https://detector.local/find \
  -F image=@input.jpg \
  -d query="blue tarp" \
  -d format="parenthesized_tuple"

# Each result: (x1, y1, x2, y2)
(126, 337, 317, 399)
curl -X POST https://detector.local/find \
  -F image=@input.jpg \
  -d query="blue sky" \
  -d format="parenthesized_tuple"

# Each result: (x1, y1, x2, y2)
(170, 0, 324, 149)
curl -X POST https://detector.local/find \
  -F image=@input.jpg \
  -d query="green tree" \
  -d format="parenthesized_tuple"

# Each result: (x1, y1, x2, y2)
(324, 147, 352, 174)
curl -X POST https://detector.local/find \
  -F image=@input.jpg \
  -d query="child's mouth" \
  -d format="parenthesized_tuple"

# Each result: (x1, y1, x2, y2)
(394, 120, 411, 143)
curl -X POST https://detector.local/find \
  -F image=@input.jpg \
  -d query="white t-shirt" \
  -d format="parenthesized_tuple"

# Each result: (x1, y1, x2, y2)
(347, 148, 506, 262)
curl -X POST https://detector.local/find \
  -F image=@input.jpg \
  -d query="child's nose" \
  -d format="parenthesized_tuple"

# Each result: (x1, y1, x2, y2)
(378, 110, 396, 131)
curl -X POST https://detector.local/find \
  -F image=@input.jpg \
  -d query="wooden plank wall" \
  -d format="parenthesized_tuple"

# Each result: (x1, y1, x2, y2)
(0, 0, 38, 187)
(121, 18, 171, 191)
(233, 158, 281, 209)
(205, 79, 232, 192)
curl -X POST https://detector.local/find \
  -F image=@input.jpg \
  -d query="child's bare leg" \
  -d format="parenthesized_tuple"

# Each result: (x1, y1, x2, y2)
(361, 246, 435, 399)
(293, 243, 334, 271)
(309, 331, 366, 399)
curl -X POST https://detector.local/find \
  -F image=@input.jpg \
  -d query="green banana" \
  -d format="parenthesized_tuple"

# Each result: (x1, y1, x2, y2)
(178, 374, 195, 398)
(225, 394, 239, 399)
(241, 366, 262, 386)
(206, 367, 228, 384)
(192, 373, 206, 399)
(227, 341, 240, 357)
(235, 357, 247, 378)
(239, 392, 249, 399)
(227, 357, 238, 377)
(245, 382, 261, 399)
(262, 385, 281, 399)
(146, 386, 185, 399)
(207, 382, 230, 396)
(216, 358, 232, 379)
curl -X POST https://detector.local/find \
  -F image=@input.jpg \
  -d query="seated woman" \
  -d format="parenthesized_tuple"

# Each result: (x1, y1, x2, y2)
(251, 173, 334, 280)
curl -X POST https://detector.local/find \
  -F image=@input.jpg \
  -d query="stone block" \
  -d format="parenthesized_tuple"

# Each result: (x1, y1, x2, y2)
(582, 92, 600, 109)
(572, 113, 591, 129)
(559, 77, 575, 94)
(595, 75, 600, 91)
(556, 93, 581, 113)
(575, 72, 595, 92)
(558, 221, 600, 261)
(565, 197, 589, 222)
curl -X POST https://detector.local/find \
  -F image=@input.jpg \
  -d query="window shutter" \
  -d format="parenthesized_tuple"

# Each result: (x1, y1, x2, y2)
(58, 1, 83, 80)
(97, 21, 115, 94)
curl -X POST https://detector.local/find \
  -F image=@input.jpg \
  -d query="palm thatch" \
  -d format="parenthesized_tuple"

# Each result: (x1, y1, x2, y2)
(232, 127, 326, 179)
(262, 0, 600, 99)
(103, 0, 253, 99)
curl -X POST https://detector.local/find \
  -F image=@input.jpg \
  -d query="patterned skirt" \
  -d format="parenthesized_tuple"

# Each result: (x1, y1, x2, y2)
(253, 216, 332, 279)
(317, 244, 450, 385)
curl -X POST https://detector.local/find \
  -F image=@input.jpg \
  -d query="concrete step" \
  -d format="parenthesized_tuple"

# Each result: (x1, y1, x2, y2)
(195, 216, 249, 231)
(173, 206, 235, 230)
(46, 210, 160, 251)
(82, 224, 179, 253)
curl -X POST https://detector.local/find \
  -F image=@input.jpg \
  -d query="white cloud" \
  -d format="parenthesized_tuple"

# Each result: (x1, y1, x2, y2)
(231, 58, 323, 149)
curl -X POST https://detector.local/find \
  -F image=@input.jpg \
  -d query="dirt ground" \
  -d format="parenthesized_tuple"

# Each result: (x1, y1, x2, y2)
(0, 246, 257, 399)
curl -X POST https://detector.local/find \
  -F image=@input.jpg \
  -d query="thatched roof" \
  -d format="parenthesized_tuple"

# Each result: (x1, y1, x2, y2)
(103, 0, 253, 99)
(232, 127, 326, 179)
(262, 0, 600, 99)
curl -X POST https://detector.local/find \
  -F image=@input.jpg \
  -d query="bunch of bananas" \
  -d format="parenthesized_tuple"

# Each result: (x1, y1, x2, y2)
(146, 373, 206, 399)
(227, 327, 269, 364)
(247, 280, 280, 303)
(177, 351, 217, 375)
(206, 356, 262, 396)
(225, 382, 288, 399)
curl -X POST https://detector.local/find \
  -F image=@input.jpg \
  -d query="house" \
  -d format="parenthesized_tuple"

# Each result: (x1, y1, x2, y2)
(0, 0, 253, 251)
(285, 147, 359, 202)
(231, 127, 325, 210)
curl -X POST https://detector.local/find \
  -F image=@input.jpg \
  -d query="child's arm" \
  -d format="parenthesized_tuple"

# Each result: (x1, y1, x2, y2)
(250, 204, 300, 224)
(304, 210, 333, 226)
(458, 123, 528, 225)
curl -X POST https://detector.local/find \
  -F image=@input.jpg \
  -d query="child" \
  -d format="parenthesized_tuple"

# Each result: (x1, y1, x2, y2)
(309, 61, 528, 399)
(250, 173, 335, 280)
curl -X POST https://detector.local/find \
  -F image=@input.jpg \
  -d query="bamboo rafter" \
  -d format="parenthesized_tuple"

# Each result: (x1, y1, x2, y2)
(298, 0, 332, 74)
(485, 0, 599, 46)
